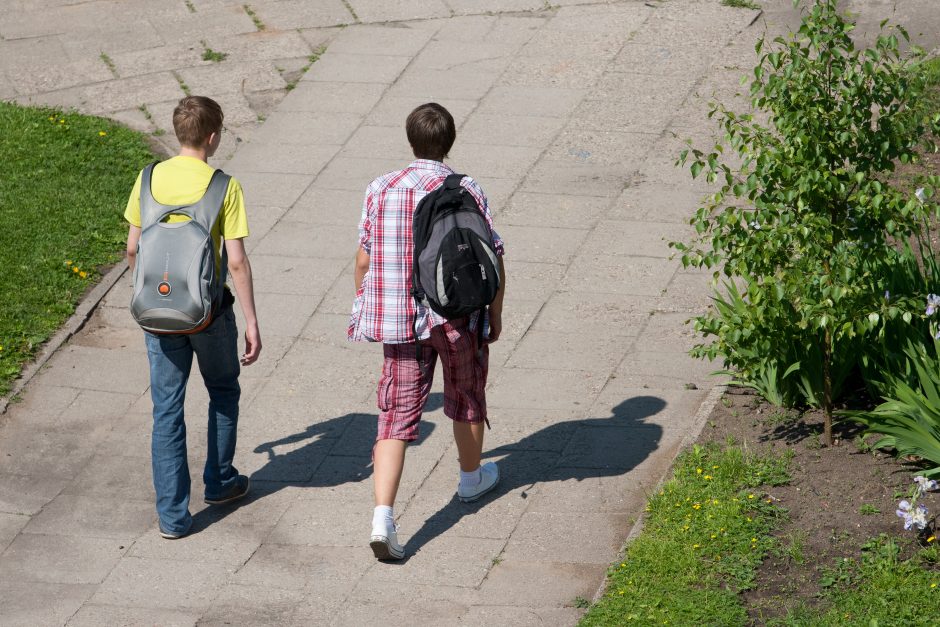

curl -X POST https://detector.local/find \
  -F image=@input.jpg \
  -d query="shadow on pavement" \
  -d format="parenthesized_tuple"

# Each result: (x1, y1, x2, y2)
(401, 395, 667, 557)
(190, 394, 443, 531)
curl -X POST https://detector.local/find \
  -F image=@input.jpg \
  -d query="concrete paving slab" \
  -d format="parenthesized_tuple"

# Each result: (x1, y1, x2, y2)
(80, 74, 186, 116)
(89, 556, 235, 611)
(346, 0, 452, 24)
(66, 605, 198, 627)
(462, 605, 587, 627)
(502, 511, 631, 564)
(228, 171, 314, 208)
(499, 261, 566, 302)
(616, 349, 716, 390)
(506, 331, 629, 374)
(314, 156, 404, 191)
(522, 158, 632, 198)
(128, 521, 266, 568)
(326, 23, 436, 56)
(364, 95, 477, 128)
(360, 534, 504, 587)
(5, 58, 113, 95)
(448, 143, 542, 181)
(527, 471, 649, 515)
(0, 37, 68, 73)
(340, 124, 416, 160)
(149, 5, 257, 45)
(251, 111, 362, 145)
(62, 454, 153, 501)
(477, 84, 587, 118)
(332, 598, 469, 627)
(250, 0, 351, 29)
(252, 221, 353, 259)
(308, 52, 412, 84)
(0, 426, 96, 480)
(608, 182, 706, 223)
(290, 187, 363, 225)
(520, 28, 625, 60)
(461, 113, 567, 148)
(500, 54, 608, 89)
(23, 495, 153, 541)
(561, 253, 677, 296)
(198, 583, 314, 627)
(231, 543, 362, 591)
(477, 560, 604, 608)
(496, 223, 589, 264)
(277, 81, 388, 115)
(0, 581, 95, 627)
(38, 345, 150, 396)
(448, 0, 544, 14)
(529, 290, 653, 338)
(547, 2, 651, 35)
(176, 60, 286, 98)
(487, 367, 606, 411)
(0, 513, 28, 554)
(0, 472, 70, 517)
(411, 40, 517, 73)
(0, 533, 127, 584)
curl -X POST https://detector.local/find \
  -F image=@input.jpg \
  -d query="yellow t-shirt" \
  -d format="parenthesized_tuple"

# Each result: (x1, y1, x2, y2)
(124, 155, 249, 273)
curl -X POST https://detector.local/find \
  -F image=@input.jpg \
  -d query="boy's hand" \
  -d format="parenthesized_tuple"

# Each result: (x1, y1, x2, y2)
(487, 311, 502, 344)
(242, 323, 262, 366)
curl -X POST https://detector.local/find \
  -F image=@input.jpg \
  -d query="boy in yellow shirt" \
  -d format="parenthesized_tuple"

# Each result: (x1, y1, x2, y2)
(125, 96, 261, 539)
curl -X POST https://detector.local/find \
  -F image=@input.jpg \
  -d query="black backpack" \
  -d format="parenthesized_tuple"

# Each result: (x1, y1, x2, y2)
(412, 174, 500, 333)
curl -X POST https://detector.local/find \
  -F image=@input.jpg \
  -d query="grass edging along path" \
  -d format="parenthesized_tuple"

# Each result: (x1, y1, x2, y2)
(0, 102, 155, 398)
(580, 440, 793, 625)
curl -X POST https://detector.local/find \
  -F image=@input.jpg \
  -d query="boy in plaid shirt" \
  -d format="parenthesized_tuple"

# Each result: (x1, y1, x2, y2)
(349, 103, 506, 560)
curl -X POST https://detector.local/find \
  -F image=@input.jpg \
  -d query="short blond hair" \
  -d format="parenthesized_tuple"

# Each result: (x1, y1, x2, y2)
(172, 96, 223, 147)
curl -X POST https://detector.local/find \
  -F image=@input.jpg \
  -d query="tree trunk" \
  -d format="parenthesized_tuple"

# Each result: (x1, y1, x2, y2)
(822, 327, 834, 446)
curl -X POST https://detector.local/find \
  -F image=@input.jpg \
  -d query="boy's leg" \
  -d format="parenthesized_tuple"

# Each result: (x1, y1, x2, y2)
(430, 319, 498, 501)
(191, 306, 243, 501)
(374, 342, 437, 507)
(145, 332, 195, 535)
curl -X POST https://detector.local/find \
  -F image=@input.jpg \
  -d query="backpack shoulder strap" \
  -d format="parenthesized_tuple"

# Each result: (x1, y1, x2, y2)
(138, 161, 164, 228)
(188, 169, 232, 233)
(443, 173, 465, 190)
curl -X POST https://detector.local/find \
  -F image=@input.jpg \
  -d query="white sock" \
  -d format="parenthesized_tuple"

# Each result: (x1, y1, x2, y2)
(460, 467, 482, 489)
(372, 505, 393, 533)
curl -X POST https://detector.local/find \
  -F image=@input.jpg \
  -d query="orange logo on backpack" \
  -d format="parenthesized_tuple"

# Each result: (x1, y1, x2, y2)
(158, 269, 171, 296)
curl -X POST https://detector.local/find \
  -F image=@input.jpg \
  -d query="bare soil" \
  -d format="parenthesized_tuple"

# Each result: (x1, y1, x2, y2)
(695, 388, 940, 621)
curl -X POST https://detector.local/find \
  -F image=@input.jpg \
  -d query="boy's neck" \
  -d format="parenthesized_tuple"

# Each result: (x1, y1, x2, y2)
(178, 145, 209, 163)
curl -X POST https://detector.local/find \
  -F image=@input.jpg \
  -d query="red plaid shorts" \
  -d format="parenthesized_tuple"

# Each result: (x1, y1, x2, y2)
(377, 318, 489, 442)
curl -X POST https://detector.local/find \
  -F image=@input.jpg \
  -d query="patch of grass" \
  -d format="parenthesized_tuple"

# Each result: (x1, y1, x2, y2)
(573, 596, 590, 609)
(99, 52, 118, 78)
(340, 0, 359, 23)
(200, 41, 228, 63)
(172, 71, 191, 96)
(579, 443, 791, 625)
(0, 103, 155, 395)
(184, 0, 195, 12)
(285, 45, 327, 91)
(243, 4, 265, 31)
(858, 503, 881, 515)
(776, 535, 940, 625)
(721, 0, 760, 8)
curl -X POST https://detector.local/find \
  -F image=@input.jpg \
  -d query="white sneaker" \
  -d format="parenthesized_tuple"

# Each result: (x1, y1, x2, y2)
(457, 462, 500, 503)
(370, 522, 405, 560)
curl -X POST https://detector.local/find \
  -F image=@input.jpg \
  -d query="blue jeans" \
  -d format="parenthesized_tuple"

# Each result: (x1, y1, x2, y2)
(144, 306, 241, 534)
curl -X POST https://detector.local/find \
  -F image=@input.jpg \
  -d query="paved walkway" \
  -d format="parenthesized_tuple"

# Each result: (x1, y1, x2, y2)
(1, 0, 936, 625)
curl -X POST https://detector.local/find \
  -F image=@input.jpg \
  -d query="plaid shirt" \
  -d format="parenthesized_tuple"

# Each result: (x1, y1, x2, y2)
(348, 159, 504, 344)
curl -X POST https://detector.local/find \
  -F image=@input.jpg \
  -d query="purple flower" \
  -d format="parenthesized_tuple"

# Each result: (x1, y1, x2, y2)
(914, 476, 939, 496)
(897, 500, 930, 530)
(927, 294, 940, 317)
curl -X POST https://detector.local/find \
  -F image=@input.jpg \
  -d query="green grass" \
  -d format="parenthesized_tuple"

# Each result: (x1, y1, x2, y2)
(770, 536, 940, 626)
(721, 0, 760, 9)
(579, 442, 792, 626)
(0, 102, 155, 395)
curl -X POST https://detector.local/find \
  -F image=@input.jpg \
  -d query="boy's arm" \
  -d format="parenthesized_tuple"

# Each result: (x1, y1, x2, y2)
(126, 225, 142, 274)
(354, 246, 370, 291)
(224, 238, 262, 366)
(487, 257, 506, 343)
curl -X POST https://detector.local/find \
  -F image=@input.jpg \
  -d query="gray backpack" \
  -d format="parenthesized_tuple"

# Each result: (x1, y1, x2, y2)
(129, 162, 230, 334)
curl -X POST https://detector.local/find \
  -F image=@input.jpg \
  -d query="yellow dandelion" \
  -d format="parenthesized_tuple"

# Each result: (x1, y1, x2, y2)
(692, 503, 701, 510)
(696, 468, 702, 474)
(712, 465, 719, 469)
(72, 266, 79, 273)
(65, 260, 73, 265)
(619, 590, 624, 595)
(704, 475, 712, 480)
(748, 494, 755, 499)
(692, 544, 700, 549)
(59, 119, 65, 124)
(713, 499, 719, 505)
(620, 563, 625, 568)
(751, 538, 757, 543)
(79, 271, 87, 279)
(927, 536, 936, 543)
(747, 516, 753, 522)
(711, 534, 717, 539)
(932, 583, 937, 588)
(48, 116, 55, 121)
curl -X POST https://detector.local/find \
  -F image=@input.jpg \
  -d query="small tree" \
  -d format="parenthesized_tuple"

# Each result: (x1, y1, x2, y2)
(672, 0, 940, 445)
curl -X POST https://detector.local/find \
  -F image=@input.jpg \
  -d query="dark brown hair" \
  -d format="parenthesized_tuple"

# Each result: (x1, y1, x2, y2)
(172, 96, 224, 147)
(406, 103, 456, 160)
